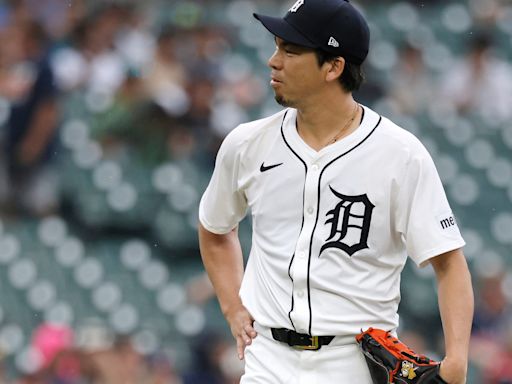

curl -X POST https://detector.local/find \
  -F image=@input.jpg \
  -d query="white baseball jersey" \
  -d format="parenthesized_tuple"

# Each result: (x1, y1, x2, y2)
(199, 105, 465, 337)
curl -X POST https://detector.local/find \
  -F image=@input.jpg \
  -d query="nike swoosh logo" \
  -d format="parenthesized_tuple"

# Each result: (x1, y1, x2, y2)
(260, 162, 283, 172)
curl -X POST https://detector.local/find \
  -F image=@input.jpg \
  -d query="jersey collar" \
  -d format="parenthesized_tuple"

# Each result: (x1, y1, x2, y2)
(282, 105, 380, 163)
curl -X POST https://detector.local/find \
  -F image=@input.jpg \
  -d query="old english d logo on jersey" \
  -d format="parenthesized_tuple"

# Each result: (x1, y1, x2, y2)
(320, 186, 374, 256)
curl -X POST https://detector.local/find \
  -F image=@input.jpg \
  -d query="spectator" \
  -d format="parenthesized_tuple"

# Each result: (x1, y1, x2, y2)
(91, 335, 148, 384)
(143, 26, 188, 118)
(440, 31, 512, 123)
(0, 358, 8, 384)
(182, 331, 232, 384)
(2, 20, 60, 216)
(145, 353, 183, 384)
(473, 275, 511, 338)
(389, 43, 434, 115)
(31, 323, 74, 370)
(52, 6, 127, 95)
(470, 274, 512, 383)
(481, 322, 512, 384)
(44, 348, 99, 384)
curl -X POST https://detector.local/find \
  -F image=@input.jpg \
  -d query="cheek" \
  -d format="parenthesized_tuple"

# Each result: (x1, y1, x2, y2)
(295, 60, 323, 82)
(295, 67, 323, 90)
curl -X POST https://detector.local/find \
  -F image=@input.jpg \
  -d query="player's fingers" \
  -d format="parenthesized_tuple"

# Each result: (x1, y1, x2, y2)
(240, 328, 252, 346)
(236, 335, 245, 360)
(244, 322, 257, 338)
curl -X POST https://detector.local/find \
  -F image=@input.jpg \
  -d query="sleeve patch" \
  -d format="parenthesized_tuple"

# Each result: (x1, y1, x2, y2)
(436, 212, 460, 233)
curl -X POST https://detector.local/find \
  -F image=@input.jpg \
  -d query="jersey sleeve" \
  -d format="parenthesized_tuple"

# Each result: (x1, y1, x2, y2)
(395, 142, 465, 267)
(199, 129, 248, 235)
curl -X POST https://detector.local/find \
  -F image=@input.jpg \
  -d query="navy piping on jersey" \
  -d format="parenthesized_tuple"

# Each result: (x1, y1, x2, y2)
(307, 112, 382, 335)
(280, 110, 307, 331)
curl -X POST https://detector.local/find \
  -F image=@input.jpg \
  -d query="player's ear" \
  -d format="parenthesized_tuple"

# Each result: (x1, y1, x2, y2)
(325, 57, 345, 83)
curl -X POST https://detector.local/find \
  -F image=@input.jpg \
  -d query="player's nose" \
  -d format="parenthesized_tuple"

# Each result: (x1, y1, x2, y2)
(268, 48, 283, 70)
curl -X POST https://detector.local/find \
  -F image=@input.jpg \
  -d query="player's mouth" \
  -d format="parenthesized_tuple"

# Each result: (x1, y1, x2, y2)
(270, 76, 283, 87)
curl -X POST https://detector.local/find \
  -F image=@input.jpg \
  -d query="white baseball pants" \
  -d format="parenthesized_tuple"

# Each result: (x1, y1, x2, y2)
(241, 323, 373, 384)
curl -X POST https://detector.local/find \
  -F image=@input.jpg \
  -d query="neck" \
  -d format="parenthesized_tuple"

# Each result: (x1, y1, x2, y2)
(295, 90, 361, 151)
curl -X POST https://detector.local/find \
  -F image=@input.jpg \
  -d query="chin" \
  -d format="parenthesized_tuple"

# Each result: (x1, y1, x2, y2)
(275, 95, 295, 108)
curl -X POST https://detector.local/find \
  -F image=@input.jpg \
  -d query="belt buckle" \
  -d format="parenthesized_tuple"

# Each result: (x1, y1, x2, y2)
(294, 336, 320, 351)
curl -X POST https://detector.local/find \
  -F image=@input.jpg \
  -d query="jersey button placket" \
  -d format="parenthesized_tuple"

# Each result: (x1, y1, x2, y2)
(291, 251, 309, 331)
(290, 160, 321, 331)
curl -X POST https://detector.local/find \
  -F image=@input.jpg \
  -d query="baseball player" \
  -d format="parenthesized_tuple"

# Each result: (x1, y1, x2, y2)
(198, 0, 474, 383)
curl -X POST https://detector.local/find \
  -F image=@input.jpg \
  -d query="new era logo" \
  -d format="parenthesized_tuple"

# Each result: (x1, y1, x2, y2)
(328, 37, 339, 48)
(289, 0, 304, 13)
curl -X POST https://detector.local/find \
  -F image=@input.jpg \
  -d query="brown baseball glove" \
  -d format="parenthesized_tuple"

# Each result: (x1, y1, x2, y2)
(356, 328, 448, 384)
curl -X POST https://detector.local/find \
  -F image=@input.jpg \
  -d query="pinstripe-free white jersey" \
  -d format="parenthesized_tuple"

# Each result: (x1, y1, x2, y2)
(199, 105, 465, 337)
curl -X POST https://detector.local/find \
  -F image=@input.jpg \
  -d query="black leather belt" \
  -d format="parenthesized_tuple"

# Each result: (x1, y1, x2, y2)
(271, 328, 335, 351)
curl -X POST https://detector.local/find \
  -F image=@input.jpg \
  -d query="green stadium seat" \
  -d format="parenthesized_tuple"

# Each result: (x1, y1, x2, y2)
(8, 259, 37, 290)
(156, 283, 186, 315)
(73, 258, 104, 289)
(487, 158, 512, 189)
(91, 281, 122, 313)
(138, 260, 169, 290)
(490, 213, 512, 246)
(120, 239, 152, 271)
(174, 305, 205, 337)
(26, 280, 57, 312)
(54, 237, 85, 268)
(0, 234, 21, 265)
(44, 301, 74, 325)
(108, 303, 140, 334)
(464, 138, 495, 170)
(0, 323, 25, 355)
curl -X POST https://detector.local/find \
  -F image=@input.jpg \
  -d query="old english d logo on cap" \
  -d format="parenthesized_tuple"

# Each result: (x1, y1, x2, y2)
(289, 0, 304, 12)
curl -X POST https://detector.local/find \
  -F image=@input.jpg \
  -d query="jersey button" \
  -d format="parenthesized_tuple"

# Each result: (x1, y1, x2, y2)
(297, 291, 304, 298)
(297, 251, 305, 259)
(311, 164, 319, 172)
(307, 206, 314, 215)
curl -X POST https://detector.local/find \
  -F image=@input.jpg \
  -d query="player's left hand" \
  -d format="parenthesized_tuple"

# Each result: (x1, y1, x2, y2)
(439, 357, 467, 384)
(225, 304, 257, 361)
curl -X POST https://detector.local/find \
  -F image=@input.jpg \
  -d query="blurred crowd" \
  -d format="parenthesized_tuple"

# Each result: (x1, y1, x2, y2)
(0, 0, 265, 216)
(0, 0, 511, 382)
(0, 322, 243, 384)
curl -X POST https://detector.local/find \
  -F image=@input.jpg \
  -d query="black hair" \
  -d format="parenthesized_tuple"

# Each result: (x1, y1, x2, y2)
(315, 50, 365, 93)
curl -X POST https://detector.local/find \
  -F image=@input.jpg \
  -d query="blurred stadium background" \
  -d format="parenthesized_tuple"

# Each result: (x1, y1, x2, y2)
(0, 0, 511, 382)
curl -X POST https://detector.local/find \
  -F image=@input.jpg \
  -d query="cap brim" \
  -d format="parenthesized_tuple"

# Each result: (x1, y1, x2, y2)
(253, 13, 316, 49)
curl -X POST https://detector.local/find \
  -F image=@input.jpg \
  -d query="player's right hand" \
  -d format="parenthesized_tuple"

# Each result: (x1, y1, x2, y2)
(225, 304, 257, 360)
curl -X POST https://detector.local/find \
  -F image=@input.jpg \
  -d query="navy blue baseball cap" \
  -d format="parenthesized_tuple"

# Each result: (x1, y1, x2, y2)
(253, 0, 370, 65)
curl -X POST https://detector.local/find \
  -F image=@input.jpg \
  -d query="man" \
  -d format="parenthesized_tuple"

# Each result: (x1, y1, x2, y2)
(3, 21, 60, 215)
(198, 0, 473, 382)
